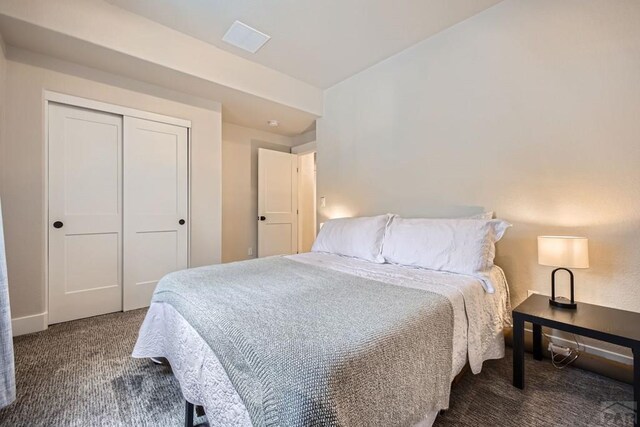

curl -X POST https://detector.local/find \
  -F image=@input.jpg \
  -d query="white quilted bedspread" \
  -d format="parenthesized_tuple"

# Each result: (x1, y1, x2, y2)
(132, 252, 511, 427)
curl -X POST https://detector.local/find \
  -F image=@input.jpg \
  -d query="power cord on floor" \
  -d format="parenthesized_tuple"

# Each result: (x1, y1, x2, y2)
(542, 331, 583, 369)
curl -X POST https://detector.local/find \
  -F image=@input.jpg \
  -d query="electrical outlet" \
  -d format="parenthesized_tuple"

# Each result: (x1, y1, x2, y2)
(548, 342, 572, 357)
(248, 247, 253, 256)
(320, 197, 326, 208)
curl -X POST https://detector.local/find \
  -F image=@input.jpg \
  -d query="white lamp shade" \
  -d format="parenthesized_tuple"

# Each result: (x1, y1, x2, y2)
(538, 236, 589, 269)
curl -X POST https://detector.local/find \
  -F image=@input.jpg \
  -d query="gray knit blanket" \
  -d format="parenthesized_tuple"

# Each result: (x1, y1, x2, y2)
(152, 257, 454, 427)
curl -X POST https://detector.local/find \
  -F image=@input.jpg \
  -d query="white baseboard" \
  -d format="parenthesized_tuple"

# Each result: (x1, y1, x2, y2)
(12, 312, 48, 336)
(525, 327, 633, 366)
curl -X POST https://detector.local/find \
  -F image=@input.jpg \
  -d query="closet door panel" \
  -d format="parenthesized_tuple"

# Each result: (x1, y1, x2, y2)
(48, 103, 123, 324)
(123, 117, 188, 311)
(64, 233, 119, 293)
(128, 131, 178, 215)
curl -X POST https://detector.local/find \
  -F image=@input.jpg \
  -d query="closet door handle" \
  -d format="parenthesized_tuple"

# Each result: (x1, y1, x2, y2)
(259, 216, 266, 221)
(179, 219, 186, 225)
(53, 221, 64, 229)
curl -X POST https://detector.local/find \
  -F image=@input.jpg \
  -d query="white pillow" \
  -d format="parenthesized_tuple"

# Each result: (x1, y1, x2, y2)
(312, 214, 393, 263)
(469, 211, 494, 220)
(381, 217, 511, 292)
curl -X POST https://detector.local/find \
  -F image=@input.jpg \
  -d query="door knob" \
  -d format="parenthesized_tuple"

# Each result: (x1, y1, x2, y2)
(53, 221, 64, 229)
(259, 216, 266, 221)
(179, 219, 186, 225)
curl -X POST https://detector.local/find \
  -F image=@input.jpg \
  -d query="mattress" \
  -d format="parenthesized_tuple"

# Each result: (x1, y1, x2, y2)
(133, 252, 512, 426)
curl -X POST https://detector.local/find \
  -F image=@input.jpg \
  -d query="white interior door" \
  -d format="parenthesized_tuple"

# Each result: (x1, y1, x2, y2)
(258, 148, 298, 257)
(123, 117, 188, 310)
(48, 103, 123, 324)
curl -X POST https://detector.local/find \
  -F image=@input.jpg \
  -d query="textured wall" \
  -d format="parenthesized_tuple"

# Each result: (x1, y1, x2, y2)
(221, 123, 292, 262)
(318, 0, 640, 319)
(0, 53, 222, 320)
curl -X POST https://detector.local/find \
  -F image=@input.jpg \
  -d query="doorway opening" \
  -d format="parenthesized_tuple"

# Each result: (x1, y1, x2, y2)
(257, 147, 317, 257)
(297, 151, 316, 253)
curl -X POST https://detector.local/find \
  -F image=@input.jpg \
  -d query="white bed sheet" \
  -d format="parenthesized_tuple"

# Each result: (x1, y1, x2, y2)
(133, 252, 512, 427)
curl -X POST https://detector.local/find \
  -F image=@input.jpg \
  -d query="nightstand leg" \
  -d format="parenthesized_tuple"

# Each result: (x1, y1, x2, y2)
(513, 314, 524, 389)
(533, 323, 543, 361)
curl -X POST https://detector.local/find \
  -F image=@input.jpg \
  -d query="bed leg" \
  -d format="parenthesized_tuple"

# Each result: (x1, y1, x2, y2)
(185, 401, 195, 427)
(185, 401, 207, 427)
(195, 405, 206, 417)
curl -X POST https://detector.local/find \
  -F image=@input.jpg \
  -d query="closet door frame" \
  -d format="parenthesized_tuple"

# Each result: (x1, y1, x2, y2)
(44, 91, 192, 326)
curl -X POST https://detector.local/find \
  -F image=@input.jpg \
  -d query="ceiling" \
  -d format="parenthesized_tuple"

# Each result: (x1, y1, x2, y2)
(0, 16, 319, 136)
(106, 0, 503, 89)
(0, 0, 322, 137)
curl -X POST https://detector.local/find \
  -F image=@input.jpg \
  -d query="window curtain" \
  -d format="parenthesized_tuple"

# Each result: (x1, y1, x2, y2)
(0, 197, 15, 408)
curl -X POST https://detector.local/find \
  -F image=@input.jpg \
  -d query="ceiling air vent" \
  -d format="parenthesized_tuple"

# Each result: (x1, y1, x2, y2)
(222, 21, 271, 53)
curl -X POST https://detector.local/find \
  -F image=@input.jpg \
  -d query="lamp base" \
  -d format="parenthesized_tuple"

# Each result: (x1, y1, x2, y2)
(549, 296, 577, 309)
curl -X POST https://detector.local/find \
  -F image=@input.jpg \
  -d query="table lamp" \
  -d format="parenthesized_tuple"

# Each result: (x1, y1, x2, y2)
(537, 236, 589, 309)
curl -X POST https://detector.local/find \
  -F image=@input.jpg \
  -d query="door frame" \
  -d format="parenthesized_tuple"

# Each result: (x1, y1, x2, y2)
(296, 151, 317, 253)
(43, 91, 192, 327)
(291, 141, 318, 251)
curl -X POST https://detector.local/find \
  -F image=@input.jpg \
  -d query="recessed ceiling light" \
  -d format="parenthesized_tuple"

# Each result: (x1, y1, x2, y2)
(267, 120, 279, 127)
(222, 21, 271, 54)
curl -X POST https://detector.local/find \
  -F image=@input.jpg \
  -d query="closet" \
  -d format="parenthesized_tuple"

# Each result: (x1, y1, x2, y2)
(48, 102, 188, 324)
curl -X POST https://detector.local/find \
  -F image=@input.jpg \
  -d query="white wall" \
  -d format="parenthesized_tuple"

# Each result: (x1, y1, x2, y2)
(0, 55, 222, 326)
(222, 123, 292, 262)
(291, 140, 317, 155)
(291, 130, 316, 147)
(318, 0, 640, 318)
(0, 37, 5, 177)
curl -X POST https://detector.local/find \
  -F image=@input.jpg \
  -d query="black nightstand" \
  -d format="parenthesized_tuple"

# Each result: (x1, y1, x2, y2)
(512, 293, 640, 427)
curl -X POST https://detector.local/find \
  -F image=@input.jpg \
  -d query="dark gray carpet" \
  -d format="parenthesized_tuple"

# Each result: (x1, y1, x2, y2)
(0, 309, 633, 426)
(434, 352, 633, 427)
(0, 309, 184, 427)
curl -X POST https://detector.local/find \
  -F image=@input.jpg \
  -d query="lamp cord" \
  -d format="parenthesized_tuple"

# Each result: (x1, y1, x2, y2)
(542, 331, 583, 369)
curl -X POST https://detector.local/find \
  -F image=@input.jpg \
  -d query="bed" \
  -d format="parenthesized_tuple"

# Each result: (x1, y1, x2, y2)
(133, 251, 511, 427)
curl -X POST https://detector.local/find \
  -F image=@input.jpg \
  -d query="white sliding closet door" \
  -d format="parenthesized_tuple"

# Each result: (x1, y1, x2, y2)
(49, 103, 123, 324)
(123, 117, 188, 311)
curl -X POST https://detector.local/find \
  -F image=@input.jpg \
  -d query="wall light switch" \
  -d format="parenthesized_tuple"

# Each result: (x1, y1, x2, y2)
(320, 197, 326, 208)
